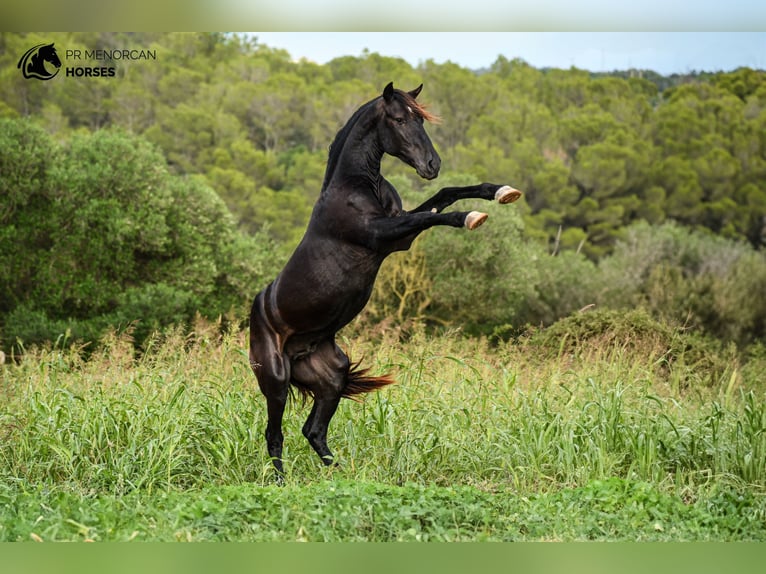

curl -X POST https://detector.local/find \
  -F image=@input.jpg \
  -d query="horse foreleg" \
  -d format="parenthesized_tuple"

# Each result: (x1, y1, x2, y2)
(410, 183, 522, 214)
(365, 209, 491, 252)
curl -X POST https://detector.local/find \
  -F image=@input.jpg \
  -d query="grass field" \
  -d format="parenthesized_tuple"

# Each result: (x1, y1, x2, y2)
(1, 319, 765, 541)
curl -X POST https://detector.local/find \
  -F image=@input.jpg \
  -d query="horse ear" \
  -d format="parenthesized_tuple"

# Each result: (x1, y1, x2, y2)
(409, 84, 423, 99)
(383, 82, 395, 102)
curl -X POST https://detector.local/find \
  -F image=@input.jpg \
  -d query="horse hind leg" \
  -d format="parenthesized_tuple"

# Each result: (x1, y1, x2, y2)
(262, 375, 289, 477)
(291, 341, 350, 466)
(301, 396, 342, 466)
(250, 299, 290, 478)
(252, 361, 290, 477)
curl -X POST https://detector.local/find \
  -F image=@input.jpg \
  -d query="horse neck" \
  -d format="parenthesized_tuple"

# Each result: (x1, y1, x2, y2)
(323, 103, 383, 193)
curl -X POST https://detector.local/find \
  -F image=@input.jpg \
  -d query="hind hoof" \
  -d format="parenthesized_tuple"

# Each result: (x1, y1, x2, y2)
(465, 211, 488, 230)
(495, 185, 522, 204)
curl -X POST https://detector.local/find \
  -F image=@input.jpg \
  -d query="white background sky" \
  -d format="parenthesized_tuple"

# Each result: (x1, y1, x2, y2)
(252, 32, 766, 75)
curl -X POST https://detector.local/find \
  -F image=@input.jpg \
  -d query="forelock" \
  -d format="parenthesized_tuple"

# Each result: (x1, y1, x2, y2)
(398, 91, 441, 123)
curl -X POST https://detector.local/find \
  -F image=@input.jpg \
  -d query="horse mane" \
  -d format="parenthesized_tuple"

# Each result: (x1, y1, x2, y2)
(322, 99, 376, 192)
(321, 89, 440, 192)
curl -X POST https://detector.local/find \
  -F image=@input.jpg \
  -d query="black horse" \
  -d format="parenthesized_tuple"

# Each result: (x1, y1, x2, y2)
(249, 82, 521, 475)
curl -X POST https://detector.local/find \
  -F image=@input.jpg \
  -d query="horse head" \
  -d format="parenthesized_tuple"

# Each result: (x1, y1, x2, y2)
(37, 43, 62, 69)
(378, 82, 441, 180)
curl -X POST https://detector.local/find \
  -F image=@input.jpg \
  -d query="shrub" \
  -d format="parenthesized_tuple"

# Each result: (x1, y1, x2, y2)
(0, 119, 282, 350)
(599, 221, 766, 344)
(522, 307, 739, 386)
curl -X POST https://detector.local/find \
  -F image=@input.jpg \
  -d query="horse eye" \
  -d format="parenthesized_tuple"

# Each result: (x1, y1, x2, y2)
(395, 117, 405, 125)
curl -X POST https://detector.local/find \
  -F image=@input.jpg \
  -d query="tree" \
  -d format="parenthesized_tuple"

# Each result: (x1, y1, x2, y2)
(420, 61, 502, 150)
(559, 103, 623, 157)
(654, 155, 704, 225)
(0, 119, 281, 348)
(0, 118, 57, 315)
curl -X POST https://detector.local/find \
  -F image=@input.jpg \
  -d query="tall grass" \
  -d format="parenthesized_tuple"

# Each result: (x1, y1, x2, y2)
(341, 326, 766, 493)
(1, 319, 764, 497)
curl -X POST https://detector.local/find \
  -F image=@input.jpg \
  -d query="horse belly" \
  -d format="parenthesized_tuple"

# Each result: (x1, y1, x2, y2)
(275, 248, 381, 333)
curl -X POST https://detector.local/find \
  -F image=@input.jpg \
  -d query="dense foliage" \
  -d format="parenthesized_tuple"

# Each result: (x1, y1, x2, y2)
(1, 32, 765, 349)
(0, 119, 282, 347)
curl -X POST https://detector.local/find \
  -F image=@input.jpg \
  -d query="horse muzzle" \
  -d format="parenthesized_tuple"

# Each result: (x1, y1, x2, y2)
(415, 154, 441, 180)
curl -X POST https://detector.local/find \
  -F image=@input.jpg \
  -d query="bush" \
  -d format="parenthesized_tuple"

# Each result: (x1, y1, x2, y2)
(0, 119, 58, 317)
(522, 308, 740, 386)
(420, 192, 535, 334)
(599, 221, 766, 344)
(0, 119, 282, 350)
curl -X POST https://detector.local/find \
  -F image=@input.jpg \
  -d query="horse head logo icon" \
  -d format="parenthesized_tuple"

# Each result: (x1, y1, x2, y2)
(17, 43, 62, 80)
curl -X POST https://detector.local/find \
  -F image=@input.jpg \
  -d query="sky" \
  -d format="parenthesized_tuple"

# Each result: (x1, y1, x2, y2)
(252, 32, 766, 76)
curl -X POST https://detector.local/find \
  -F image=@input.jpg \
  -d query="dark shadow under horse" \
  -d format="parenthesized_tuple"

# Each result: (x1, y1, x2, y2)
(249, 82, 521, 475)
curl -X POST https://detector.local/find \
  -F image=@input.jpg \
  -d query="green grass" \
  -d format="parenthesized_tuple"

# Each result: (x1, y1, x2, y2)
(1, 321, 765, 541)
(2, 479, 765, 542)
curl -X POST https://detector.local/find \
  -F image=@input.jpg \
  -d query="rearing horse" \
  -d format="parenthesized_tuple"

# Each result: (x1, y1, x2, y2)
(249, 82, 521, 475)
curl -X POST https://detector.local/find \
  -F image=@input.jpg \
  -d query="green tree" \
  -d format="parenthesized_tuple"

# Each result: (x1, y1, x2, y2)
(0, 118, 57, 315)
(421, 61, 501, 150)
(653, 156, 704, 225)
(559, 102, 623, 156)
(0, 119, 281, 348)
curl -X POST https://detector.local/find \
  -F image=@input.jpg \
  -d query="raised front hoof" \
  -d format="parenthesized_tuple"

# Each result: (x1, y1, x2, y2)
(465, 211, 488, 230)
(495, 185, 523, 204)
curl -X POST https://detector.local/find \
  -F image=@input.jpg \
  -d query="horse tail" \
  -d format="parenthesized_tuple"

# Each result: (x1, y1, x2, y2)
(342, 361, 395, 400)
